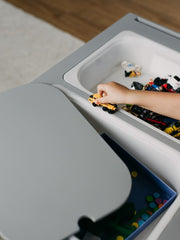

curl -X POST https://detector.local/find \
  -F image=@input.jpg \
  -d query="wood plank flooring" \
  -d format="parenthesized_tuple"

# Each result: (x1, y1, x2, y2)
(5, 0, 180, 42)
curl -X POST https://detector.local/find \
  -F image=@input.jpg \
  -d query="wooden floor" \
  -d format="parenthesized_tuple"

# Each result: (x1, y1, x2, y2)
(5, 0, 180, 42)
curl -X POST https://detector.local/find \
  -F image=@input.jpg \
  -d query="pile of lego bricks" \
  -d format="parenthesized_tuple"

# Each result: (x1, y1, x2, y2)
(77, 194, 167, 240)
(122, 76, 180, 140)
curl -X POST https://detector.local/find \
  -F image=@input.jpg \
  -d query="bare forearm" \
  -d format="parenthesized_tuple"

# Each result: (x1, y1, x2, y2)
(127, 90, 180, 120)
(96, 81, 180, 120)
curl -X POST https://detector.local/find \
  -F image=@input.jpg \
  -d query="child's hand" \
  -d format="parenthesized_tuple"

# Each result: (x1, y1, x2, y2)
(94, 81, 180, 120)
(95, 81, 130, 104)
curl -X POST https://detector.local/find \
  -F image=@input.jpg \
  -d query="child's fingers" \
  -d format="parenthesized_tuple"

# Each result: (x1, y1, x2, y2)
(96, 96, 109, 104)
(97, 84, 107, 96)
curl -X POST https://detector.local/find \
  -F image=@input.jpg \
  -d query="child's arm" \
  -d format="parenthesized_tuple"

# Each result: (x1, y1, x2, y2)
(95, 81, 180, 120)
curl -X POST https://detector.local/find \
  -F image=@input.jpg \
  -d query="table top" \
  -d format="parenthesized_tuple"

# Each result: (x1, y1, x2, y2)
(0, 83, 131, 240)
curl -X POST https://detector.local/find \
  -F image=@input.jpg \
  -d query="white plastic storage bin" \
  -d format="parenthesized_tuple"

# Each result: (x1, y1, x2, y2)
(64, 30, 180, 95)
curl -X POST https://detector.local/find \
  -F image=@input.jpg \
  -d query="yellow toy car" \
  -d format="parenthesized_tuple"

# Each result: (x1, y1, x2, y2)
(88, 93, 117, 114)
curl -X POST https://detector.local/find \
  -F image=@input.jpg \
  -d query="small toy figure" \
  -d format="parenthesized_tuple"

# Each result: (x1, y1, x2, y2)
(121, 61, 141, 77)
(88, 93, 117, 114)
